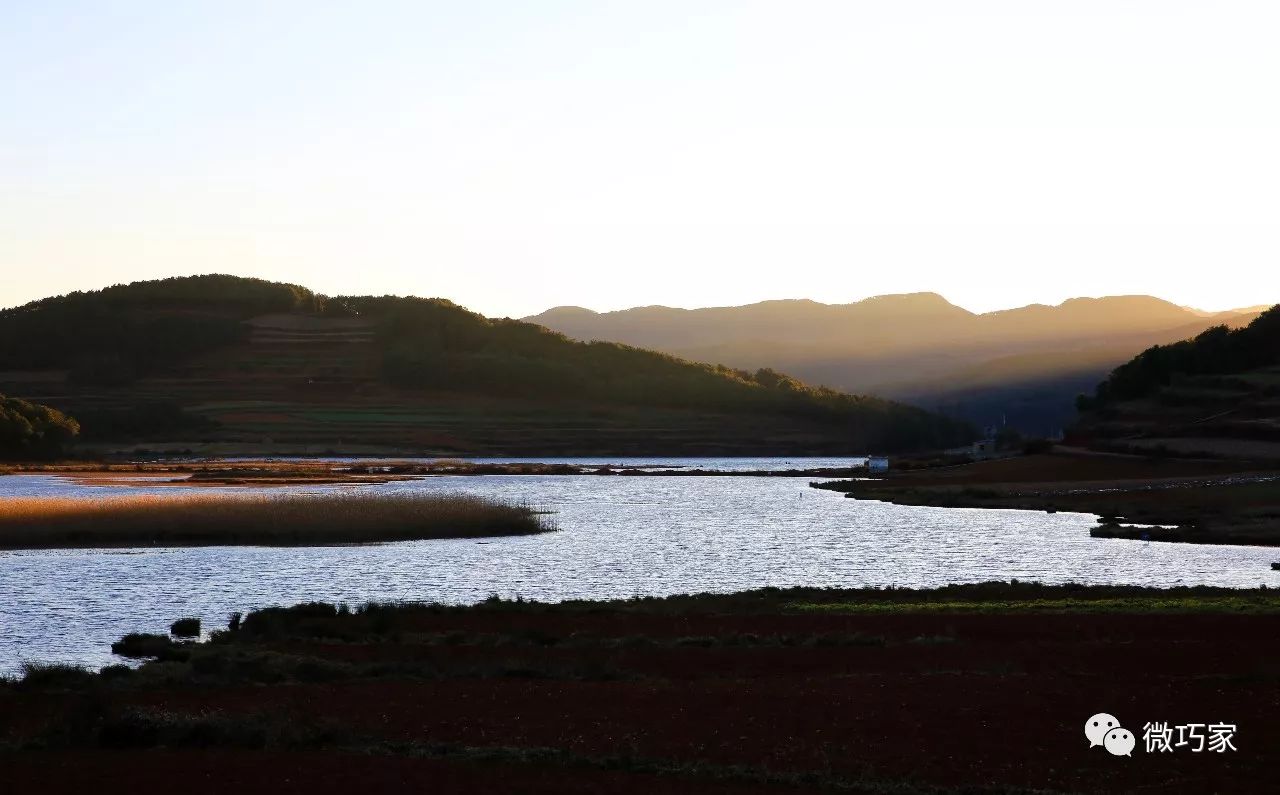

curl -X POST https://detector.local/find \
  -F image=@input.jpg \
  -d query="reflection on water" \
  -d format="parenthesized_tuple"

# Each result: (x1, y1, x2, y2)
(219, 455, 872, 472)
(1, 462, 1275, 673)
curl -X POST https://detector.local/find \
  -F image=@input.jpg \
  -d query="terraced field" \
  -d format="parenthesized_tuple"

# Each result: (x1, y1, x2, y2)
(0, 314, 849, 456)
(1083, 364, 1280, 460)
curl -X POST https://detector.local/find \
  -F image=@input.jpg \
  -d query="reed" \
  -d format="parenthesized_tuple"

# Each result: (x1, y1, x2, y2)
(0, 492, 550, 549)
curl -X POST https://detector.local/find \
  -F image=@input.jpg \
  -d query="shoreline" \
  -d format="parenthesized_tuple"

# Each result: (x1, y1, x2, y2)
(11, 452, 1280, 546)
(1, 458, 872, 487)
(812, 450, 1280, 547)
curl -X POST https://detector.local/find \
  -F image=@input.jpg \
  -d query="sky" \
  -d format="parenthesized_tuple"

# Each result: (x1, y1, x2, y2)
(2, 1, 1277, 318)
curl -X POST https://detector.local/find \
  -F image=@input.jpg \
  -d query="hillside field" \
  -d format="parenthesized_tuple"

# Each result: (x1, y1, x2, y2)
(0, 277, 970, 456)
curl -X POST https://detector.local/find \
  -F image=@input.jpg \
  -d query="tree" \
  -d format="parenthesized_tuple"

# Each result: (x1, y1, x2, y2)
(0, 395, 80, 459)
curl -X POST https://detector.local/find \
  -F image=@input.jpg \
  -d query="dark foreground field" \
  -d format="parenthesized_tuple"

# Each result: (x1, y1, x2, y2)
(3, 584, 1278, 794)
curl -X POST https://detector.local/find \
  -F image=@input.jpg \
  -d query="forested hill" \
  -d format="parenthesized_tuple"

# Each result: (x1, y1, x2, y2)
(1074, 306, 1280, 459)
(1082, 305, 1280, 406)
(0, 276, 972, 455)
(0, 276, 320, 379)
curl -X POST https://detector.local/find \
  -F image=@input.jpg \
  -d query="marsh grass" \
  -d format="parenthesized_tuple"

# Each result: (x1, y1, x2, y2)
(0, 492, 550, 549)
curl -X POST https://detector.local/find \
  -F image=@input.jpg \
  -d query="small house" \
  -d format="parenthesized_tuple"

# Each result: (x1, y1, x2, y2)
(867, 456, 890, 473)
(971, 438, 997, 458)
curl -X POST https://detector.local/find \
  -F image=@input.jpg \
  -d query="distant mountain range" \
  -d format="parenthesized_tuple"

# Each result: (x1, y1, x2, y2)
(526, 295, 1270, 434)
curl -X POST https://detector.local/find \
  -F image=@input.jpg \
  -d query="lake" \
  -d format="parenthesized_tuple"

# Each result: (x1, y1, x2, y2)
(1, 457, 1276, 674)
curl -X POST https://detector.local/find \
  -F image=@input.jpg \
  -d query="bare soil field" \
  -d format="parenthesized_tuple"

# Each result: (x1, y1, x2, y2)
(3, 586, 1278, 794)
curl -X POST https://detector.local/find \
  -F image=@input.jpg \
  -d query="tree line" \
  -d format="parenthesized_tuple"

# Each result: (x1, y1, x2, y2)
(1079, 305, 1280, 409)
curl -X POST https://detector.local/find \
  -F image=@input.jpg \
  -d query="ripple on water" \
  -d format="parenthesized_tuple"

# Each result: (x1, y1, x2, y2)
(1, 466, 1276, 673)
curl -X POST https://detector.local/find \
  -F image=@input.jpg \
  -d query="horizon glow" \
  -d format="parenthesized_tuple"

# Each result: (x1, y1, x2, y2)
(3, 1, 1277, 319)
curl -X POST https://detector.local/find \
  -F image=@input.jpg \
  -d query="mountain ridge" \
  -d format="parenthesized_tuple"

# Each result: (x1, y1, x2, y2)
(525, 294, 1272, 434)
(529, 293, 1249, 330)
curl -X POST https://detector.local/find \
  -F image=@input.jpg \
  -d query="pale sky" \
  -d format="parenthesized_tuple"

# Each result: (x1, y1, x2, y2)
(2, 1, 1277, 318)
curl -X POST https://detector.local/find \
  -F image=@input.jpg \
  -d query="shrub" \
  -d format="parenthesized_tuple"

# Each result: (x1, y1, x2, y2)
(99, 664, 134, 680)
(16, 661, 95, 690)
(170, 617, 201, 638)
(111, 633, 175, 659)
(0, 394, 79, 460)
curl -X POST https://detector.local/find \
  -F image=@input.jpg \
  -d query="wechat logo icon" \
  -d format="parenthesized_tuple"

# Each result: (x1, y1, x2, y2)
(1086, 713, 1134, 757)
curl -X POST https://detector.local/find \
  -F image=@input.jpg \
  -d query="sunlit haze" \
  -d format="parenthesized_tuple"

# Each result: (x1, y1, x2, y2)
(3, 1, 1276, 318)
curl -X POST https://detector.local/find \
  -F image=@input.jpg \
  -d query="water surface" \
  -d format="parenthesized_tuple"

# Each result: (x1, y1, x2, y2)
(1, 462, 1275, 674)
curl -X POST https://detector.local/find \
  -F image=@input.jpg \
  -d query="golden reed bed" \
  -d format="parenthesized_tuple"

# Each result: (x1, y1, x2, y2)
(0, 492, 550, 549)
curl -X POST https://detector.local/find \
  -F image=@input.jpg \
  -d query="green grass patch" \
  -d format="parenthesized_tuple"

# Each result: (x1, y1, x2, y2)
(187, 401, 293, 412)
(789, 595, 1280, 614)
(299, 410, 486, 423)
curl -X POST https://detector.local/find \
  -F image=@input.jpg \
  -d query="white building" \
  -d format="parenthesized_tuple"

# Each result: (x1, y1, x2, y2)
(971, 438, 998, 458)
